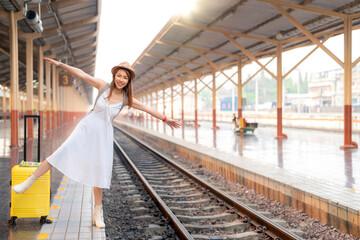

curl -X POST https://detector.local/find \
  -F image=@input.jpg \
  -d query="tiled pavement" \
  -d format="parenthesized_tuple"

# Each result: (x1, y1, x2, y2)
(36, 177, 105, 240)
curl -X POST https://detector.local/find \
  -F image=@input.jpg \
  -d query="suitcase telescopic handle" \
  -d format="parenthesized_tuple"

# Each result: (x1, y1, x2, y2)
(24, 115, 41, 162)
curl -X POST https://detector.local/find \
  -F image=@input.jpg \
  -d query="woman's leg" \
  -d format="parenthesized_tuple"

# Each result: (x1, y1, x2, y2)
(12, 159, 53, 194)
(93, 187, 103, 205)
(32, 159, 53, 178)
(93, 187, 105, 228)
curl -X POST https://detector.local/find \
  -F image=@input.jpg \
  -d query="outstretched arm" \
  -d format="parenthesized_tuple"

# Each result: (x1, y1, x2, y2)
(44, 57, 107, 90)
(131, 98, 181, 129)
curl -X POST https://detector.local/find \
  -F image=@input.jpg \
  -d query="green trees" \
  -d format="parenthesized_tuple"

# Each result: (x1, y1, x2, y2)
(243, 70, 308, 106)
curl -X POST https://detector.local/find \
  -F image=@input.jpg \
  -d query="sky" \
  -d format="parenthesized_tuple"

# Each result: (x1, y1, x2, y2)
(94, 0, 360, 89)
(94, 0, 195, 82)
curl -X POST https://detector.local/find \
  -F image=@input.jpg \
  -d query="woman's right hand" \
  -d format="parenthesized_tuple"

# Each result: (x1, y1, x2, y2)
(44, 57, 62, 67)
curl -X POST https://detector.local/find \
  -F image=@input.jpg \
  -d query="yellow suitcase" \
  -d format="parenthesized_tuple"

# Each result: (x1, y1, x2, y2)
(9, 115, 51, 225)
(10, 166, 51, 224)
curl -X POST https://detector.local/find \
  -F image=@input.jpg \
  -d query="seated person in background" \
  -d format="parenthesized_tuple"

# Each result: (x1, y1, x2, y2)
(232, 113, 238, 127)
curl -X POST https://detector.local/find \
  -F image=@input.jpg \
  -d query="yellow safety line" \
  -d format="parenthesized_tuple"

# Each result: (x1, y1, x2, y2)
(37, 234, 48, 239)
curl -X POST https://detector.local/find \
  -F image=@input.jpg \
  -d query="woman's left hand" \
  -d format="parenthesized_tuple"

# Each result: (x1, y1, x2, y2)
(165, 118, 182, 129)
(44, 57, 62, 66)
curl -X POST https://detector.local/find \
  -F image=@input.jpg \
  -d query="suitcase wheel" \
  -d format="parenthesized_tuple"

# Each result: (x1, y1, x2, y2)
(40, 216, 46, 224)
(40, 216, 52, 224)
(8, 216, 17, 225)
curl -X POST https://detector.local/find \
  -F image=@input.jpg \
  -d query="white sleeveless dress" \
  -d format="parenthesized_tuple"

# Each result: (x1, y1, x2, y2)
(47, 84, 126, 189)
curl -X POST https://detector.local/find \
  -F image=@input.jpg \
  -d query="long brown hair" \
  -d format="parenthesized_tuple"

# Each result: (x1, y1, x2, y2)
(105, 68, 133, 108)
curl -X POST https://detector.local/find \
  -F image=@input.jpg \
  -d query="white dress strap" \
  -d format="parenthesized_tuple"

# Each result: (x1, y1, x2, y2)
(90, 83, 111, 113)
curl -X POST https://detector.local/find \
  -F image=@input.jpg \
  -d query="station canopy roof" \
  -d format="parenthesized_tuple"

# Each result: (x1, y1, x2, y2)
(0, 0, 100, 103)
(132, 0, 360, 96)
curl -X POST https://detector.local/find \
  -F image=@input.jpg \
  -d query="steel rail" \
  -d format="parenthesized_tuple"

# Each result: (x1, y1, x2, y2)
(114, 125, 303, 240)
(113, 139, 194, 240)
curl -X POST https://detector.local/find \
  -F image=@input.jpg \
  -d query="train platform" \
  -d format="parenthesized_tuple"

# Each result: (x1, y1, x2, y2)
(116, 118, 360, 237)
(0, 120, 105, 240)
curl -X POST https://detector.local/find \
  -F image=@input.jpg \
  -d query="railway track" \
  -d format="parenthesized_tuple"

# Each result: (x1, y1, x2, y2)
(113, 126, 304, 240)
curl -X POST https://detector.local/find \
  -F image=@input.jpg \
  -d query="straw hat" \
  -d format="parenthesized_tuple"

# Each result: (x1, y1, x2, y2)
(111, 62, 135, 81)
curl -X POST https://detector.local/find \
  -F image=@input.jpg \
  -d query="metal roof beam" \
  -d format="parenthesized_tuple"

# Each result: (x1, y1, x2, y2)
(0, 23, 8, 33)
(75, 51, 95, 61)
(224, 34, 277, 80)
(135, 75, 181, 95)
(157, 40, 239, 59)
(139, 62, 195, 93)
(134, 76, 159, 92)
(181, 64, 198, 80)
(77, 54, 95, 63)
(351, 12, 360, 19)
(0, 46, 26, 68)
(77, 58, 94, 66)
(134, 74, 167, 89)
(72, 42, 96, 53)
(0, 6, 8, 18)
(242, 57, 275, 87)
(144, 53, 207, 67)
(216, 71, 237, 91)
(141, 62, 183, 76)
(274, 4, 344, 68)
(282, 34, 332, 79)
(282, 24, 360, 44)
(133, 72, 167, 87)
(133, 15, 182, 67)
(196, 51, 237, 87)
(43, 31, 98, 51)
(257, 0, 346, 18)
(353, 56, 360, 68)
(138, 62, 181, 91)
(174, 21, 277, 44)
(38, 0, 90, 13)
(42, 15, 99, 36)
(71, 30, 98, 43)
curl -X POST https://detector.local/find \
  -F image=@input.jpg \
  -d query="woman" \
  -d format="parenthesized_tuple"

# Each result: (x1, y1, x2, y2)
(12, 58, 181, 228)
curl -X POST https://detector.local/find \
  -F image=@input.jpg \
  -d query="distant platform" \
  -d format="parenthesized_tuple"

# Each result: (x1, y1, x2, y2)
(116, 118, 360, 237)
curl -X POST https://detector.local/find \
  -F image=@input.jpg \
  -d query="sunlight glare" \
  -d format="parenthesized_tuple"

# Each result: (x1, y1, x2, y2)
(174, 0, 196, 15)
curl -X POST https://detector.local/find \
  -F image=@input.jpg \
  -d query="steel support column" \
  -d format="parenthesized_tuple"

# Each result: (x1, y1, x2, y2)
(171, 86, 174, 119)
(341, 16, 357, 149)
(212, 72, 219, 129)
(10, 11, 19, 147)
(38, 46, 44, 134)
(3, 89, 6, 122)
(60, 86, 63, 125)
(55, 69, 61, 126)
(26, 38, 34, 138)
(52, 65, 56, 128)
(63, 84, 67, 122)
(145, 94, 148, 121)
(194, 78, 200, 127)
(181, 81, 184, 123)
(238, 60, 242, 118)
(162, 86, 165, 115)
(45, 61, 51, 131)
(275, 42, 287, 139)
(150, 92, 153, 121)
(21, 93, 25, 119)
(156, 89, 158, 114)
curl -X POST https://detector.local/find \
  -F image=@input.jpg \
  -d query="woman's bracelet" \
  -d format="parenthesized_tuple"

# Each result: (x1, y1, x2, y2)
(162, 116, 167, 122)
